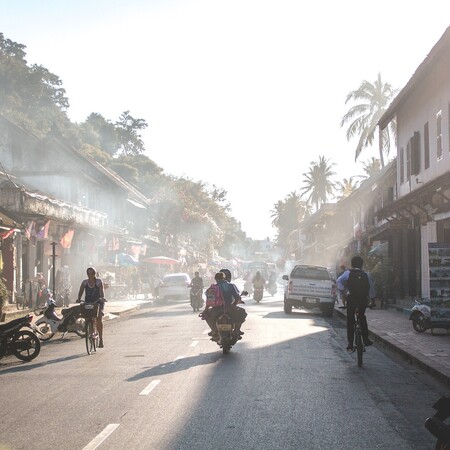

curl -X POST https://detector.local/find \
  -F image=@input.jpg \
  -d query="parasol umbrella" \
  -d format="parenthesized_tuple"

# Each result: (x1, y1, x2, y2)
(142, 256, 180, 265)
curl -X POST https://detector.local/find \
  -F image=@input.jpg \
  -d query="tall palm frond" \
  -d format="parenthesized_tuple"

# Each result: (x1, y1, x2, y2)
(300, 155, 336, 211)
(341, 73, 397, 167)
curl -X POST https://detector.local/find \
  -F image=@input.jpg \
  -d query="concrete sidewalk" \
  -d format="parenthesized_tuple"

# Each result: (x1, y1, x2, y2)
(335, 303, 450, 385)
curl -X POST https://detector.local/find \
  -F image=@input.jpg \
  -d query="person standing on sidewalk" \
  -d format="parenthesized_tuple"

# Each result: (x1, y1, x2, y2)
(337, 256, 375, 351)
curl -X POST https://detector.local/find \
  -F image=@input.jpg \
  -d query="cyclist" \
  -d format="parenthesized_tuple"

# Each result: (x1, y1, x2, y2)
(337, 256, 374, 351)
(76, 267, 105, 348)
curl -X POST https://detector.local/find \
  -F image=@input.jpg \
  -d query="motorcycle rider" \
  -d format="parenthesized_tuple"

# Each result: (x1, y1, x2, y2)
(268, 269, 277, 292)
(189, 271, 204, 308)
(202, 271, 246, 341)
(76, 267, 106, 348)
(189, 271, 204, 290)
(252, 270, 266, 292)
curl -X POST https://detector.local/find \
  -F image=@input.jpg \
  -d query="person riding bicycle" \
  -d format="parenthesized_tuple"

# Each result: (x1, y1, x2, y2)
(336, 256, 374, 351)
(76, 267, 105, 348)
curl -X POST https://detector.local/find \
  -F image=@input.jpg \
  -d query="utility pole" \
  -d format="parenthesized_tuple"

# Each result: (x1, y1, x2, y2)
(51, 241, 58, 297)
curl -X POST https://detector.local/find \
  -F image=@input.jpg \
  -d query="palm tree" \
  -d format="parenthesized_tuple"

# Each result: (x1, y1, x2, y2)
(341, 73, 397, 167)
(300, 156, 336, 211)
(336, 176, 360, 200)
(361, 157, 381, 179)
(271, 191, 307, 253)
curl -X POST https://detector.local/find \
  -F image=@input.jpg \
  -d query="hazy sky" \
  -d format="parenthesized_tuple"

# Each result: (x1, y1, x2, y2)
(2, 1, 450, 239)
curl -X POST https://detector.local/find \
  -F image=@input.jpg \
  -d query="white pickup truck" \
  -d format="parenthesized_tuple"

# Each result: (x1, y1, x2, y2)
(282, 264, 337, 317)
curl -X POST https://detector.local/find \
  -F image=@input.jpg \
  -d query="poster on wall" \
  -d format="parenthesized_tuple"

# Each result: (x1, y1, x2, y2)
(428, 243, 450, 312)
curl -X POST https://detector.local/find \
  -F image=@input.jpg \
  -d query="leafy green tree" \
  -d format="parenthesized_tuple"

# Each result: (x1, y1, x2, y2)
(300, 156, 336, 211)
(115, 111, 148, 156)
(341, 73, 397, 167)
(0, 34, 69, 136)
(83, 113, 118, 156)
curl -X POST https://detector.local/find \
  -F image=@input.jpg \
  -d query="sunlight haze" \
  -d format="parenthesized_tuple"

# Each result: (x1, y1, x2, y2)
(2, 0, 450, 239)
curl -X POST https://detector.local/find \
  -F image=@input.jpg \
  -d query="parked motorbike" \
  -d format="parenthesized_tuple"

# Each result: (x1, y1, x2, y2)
(190, 287, 203, 312)
(34, 298, 86, 341)
(425, 396, 450, 448)
(267, 280, 277, 296)
(410, 299, 450, 334)
(253, 286, 264, 303)
(0, 315, 41, 361)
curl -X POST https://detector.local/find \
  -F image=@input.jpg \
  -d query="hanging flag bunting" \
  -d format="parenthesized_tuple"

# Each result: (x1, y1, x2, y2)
(0, 228, 15, 240)
(60, 229, 75, 249)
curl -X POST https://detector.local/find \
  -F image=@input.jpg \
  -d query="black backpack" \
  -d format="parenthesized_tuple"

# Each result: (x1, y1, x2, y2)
(347, 269, 369, 306)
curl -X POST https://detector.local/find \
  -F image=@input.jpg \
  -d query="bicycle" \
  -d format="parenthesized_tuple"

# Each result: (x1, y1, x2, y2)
(79, 300, 101, 355)
(339, 305, 365, 367)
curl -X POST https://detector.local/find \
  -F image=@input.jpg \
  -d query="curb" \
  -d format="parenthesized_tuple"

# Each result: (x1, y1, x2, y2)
(334, 306, 450, 386)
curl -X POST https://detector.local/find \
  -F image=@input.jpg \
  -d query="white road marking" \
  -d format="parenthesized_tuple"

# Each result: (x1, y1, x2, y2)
(169, 355, 185, 365)
(139, 379, 161, 396)
(202, 329, 209, 334)
(190, 340, 199, 347)
(82, 423, 120, 450)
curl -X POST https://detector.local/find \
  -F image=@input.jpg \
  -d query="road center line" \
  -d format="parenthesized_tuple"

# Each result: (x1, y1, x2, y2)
(139, 379, 161, 396)
(190, 340, 199, 347)
(82, 423, 120, 450)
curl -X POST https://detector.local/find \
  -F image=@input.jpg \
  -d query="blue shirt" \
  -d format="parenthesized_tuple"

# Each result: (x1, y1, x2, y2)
(217, 280, 240, 305)
(336, 269, 376, 298)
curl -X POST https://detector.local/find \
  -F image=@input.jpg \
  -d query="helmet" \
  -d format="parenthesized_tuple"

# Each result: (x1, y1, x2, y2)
(220, 268, 232, 282)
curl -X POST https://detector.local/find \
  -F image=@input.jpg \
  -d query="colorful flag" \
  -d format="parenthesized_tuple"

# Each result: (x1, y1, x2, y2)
(25, 221, 36, 245)
(60, 229, 75, 249)
(36, 220, 50, 239)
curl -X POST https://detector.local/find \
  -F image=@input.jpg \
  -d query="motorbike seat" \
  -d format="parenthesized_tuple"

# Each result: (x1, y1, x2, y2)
(61, 305, 81, 316)
(0, 316, 30, 334)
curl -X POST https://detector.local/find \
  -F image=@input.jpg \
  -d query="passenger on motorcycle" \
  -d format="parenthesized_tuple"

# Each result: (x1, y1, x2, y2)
(220, 268, 247, 336)
(201, 272, 246, 341)
(76, 267, 106, 348)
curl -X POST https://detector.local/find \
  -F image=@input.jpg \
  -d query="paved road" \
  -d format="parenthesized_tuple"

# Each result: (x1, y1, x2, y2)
(0, 287, 444, 449)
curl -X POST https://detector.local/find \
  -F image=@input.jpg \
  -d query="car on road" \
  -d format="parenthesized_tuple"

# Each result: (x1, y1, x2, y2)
(158, 273, 191, 301)
(282, 264, 336, 317)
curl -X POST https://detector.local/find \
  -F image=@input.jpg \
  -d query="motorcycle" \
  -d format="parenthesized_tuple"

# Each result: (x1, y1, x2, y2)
(0, 314, 41, 361)
(267, 280, 277, 296)
(253, 286, 264, 303)
(190, 287, 203, 312)
(410, 299, 450, 334)
(425, 396, 450, 448)
(34, 298, 86, 341)
(214, 291, 248, 355)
